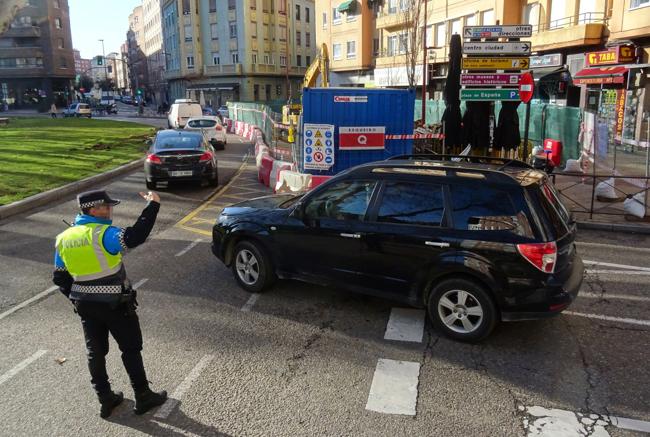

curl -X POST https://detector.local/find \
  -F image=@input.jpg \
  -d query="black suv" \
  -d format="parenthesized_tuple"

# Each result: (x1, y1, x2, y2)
(211, 156, 583, 342)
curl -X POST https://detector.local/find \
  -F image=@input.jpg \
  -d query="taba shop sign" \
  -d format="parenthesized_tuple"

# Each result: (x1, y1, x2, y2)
(585, 45, 636, 66)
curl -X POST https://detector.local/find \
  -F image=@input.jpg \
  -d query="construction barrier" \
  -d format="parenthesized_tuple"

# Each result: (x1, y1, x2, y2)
(271, 160, 293, 192)
(256, 145, 270, 169)
(258, 155, 274, 187)
(275, 170, 312, 194)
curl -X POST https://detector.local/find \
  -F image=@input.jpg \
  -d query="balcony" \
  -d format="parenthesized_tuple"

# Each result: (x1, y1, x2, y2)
(376, 11, 411, 30)
(530, 13, 606, 51)
(249, 64, 279, 74)
(203, 63, 242, 76)
(164, 69, 184, 80)
(2, 25, 41, 38)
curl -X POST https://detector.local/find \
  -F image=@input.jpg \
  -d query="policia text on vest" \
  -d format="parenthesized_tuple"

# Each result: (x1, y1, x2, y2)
(52, 190, 168, 418)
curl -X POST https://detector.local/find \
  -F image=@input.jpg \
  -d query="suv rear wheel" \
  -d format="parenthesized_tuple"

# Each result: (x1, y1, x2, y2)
(427, 278, 497, 343)
(231, 241, 275, 293)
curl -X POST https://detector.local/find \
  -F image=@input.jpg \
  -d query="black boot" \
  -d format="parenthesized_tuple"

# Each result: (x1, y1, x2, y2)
(134, 387, 167, 415)
(99, 391, 124, 419)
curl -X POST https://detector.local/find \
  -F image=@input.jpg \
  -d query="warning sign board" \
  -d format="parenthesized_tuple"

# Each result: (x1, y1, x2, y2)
(339, 126, 386, 150)
(304, 123, 335, 170)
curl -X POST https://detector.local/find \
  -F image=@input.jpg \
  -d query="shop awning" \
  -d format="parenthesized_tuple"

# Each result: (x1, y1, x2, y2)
(573, 66, 628, 85)
(532, 66, 566, 80)
(338, 0, 355, 13)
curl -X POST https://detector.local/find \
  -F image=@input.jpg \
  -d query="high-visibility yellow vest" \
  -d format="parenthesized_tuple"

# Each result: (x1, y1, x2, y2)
(56, 223, 122, 282)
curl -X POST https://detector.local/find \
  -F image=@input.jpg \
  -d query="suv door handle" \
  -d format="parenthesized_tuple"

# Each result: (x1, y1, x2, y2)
(340, 233, 361, 239)
(425, 241, 450, 248)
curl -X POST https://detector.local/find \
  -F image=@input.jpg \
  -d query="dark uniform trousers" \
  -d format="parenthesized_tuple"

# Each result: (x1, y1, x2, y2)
(75, 300, 148, 395)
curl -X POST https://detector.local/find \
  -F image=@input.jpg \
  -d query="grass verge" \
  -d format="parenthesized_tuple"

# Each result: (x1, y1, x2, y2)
(0, 117, 155, 205)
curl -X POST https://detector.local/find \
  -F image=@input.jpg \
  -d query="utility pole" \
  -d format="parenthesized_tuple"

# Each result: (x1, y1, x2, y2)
(285, 0, 290, 101)
(421, 0, 427, 123)
(98, 39, 107, 85)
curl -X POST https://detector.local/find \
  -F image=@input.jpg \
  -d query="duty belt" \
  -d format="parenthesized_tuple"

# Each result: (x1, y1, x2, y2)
(71, 284, 122, 294)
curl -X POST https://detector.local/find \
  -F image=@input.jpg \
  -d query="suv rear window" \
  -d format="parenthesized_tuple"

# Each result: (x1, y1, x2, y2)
(377, 182, 445, 227)
(450, 185, 533, 237)
(188, 119, 217, 128)
(535, 182, 571, 238)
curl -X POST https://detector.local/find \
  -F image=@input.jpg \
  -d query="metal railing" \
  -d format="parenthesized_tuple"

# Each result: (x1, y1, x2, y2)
(531, 12, 607, 33)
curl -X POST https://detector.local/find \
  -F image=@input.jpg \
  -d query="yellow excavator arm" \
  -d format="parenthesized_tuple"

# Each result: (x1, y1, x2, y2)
(303, 43, 329, 89)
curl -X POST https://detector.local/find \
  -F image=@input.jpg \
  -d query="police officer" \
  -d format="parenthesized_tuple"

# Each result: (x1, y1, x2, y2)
(53, 190, 167, 418)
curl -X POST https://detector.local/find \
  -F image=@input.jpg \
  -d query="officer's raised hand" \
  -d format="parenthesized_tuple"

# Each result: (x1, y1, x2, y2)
(139, 191, 160, 203)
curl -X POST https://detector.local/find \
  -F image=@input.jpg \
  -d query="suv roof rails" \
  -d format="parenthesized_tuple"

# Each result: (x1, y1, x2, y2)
(386, 154, 533, 170)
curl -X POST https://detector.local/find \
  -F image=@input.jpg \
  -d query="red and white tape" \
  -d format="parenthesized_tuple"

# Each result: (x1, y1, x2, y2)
(385, 133, 444, 140)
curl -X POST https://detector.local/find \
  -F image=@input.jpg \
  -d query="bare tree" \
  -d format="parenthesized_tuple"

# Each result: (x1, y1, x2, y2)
(0, 0, 28, 34)
(400, 0, 425, 89)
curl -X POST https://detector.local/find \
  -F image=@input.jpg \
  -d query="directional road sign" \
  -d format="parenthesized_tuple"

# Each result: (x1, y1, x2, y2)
(461, 73, 521, 86)
(463, 25, 532, 39)
(460, 89, 521, 101)
(462, 57, 530, 70)
(463, 41, 531, 55)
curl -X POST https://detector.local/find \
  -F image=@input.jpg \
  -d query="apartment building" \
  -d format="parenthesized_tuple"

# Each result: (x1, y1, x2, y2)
(73, 49, 91, 75)
(143, 0, 166, 103)
(161, 0, 316, 105)
(0, 0, 75, 109)
(127, 5, 148, 96)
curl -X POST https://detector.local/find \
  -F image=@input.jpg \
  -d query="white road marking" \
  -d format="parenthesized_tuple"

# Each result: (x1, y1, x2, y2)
(577, 241, 650, 253)
(365, 359, 420, 416)
(175, 239, 202, 257)
(0, 286, 57, 322)
(609, 415, 650, 433)
(0, 350, 48, 386)
(564, 311, 650, 327)
(384, 308, 425, 343)
(580, 292, 650, 302)
(151, 421, 203, 436)
(241, 294, 260, 312)
(133, 278, 149, 289)
(583, 260, 650, 272)
(586, 270, 650, 276)
(154, 354, 214, 419)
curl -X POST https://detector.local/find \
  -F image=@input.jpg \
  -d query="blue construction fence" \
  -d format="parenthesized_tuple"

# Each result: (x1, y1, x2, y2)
(415, 100, 582, 161)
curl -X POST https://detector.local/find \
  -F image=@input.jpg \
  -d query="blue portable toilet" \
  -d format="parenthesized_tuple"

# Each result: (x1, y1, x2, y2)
(299, 87, 415, 176)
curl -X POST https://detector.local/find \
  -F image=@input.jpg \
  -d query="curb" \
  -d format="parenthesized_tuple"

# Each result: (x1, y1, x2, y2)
(577, 220, 650, 235)
(0, 158, 145, 221)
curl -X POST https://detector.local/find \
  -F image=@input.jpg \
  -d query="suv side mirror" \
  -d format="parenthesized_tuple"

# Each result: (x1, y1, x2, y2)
(291, 202, 304, 220)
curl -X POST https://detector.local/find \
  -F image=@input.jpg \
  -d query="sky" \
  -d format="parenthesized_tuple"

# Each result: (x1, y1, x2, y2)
(68, 0, 141, 59)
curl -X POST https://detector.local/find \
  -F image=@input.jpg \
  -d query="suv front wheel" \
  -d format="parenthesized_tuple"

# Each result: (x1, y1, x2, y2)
(427, 278, 497, 343)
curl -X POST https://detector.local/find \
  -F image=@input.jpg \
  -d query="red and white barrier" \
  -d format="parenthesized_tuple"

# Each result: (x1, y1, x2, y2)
(255, 145, 270, 169)
(275, 170, 312, 194)
(271, 160, 293, 192)
(258, 155, 274, 187)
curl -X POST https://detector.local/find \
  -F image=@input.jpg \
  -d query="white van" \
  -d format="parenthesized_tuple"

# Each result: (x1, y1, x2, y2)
(168, 99, 203, 129)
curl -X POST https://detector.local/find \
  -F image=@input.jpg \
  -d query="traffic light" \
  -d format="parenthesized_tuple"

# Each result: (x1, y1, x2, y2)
(136, 88, 143, 96)
(97, 56, 103, 66)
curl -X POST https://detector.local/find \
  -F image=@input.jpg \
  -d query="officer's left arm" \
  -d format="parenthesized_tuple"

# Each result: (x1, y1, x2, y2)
(52, 250, 73, 298)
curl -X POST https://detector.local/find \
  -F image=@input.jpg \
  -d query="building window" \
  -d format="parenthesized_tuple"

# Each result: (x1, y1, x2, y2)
(322, 12, 327, 27)
(250, 0, 256, 9)
(264, 53, 271, 64)
(296, 55, 302, 66)
(228, 0, 236, 10)
(549, 0, 566, 28)
(55, 18, 62, 29)
(466, 14, 476, 26)
(305, 6, 310, 22)
(229, 23, 237, 38)
(53, 0, 60, 8)
(524, 3, 540, 26)
(296, 31, 301, 46)
(332, 8, 342, 23)
(306, 55, 311, 66)
(347, 41, 356, 58)
(631, 0, 650, 7)
(435, 22, 446, 47)
(265, 84, 271, 99)
(212, 53, 220, 65)
(209, 0, 217, 12)
(481, 9, 495, 25)
(231, 51, 239, 63)
(254, 84, 259, 100)
(184, 25, 193, 41)
(306, 32, 311, 47)
(60, 56, 67, 68)
(373, 38, 379, 56)
(295, 4, 300, 20)
(333, 43, 342, 59)
(211, 23, 218, 40)
(251, 24, 258, 38)
(280, 55, 287, 66)
(252, 52, 258, 64)
(451, 19, 461, 35)
(187, 55, 194, 68)
(57, 38, 65, 49)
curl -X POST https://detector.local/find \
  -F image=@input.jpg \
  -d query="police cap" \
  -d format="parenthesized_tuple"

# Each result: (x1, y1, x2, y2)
(77, 190, 121, 210)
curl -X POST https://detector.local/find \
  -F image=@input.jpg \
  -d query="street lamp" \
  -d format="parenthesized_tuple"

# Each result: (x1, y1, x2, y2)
(98, 39, 107, 83)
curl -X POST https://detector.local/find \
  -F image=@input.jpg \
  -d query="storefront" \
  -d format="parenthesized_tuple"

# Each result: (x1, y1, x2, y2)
(530, 53, 576, 106)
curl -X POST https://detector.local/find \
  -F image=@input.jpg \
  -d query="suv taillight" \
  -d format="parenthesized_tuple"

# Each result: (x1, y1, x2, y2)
(199, 152, 213, 162)
(517, 242, 557, 273)
(215, 124, 223, 131)
(146, 154, 162, 164)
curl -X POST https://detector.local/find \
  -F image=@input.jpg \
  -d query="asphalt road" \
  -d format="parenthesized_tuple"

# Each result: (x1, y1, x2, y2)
(0, 132, 649, 436)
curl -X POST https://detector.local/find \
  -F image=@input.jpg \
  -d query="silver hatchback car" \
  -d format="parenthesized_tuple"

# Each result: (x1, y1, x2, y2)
(184, 116, 227, 150)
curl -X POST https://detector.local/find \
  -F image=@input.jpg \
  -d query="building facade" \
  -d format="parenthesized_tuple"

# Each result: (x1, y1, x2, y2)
(127, 5, 148, 97)
(161, 0, 316, 105)
(0, 0, 75, 109)
(73, 49, 91, 75)
(143, 0, 166, 104)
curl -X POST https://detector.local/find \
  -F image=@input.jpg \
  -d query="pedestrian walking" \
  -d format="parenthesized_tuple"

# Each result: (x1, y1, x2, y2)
(52, 190, 167, 419)
(50, 103, 57, 118)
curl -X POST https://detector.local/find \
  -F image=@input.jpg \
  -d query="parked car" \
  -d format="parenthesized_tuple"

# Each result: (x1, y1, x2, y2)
(122, 96, 133, 105)
(144, 129, 218, 189)
(202, 107, 215, 116)
(63, 103, 92, 118)
(184, 116, 227, 150)
(211, 155, 583, 342)
(217, 105, 229, 119)
(168, 99, 203, 129)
